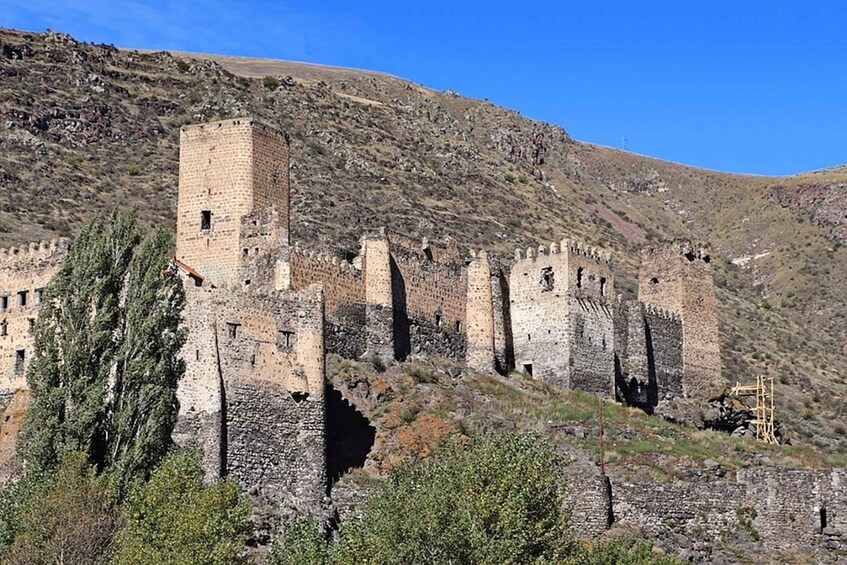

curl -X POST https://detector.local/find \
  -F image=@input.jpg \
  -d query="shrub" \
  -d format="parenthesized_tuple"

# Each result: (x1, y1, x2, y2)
(113, 450, 250, 565)
(4, 452, 121, 564)
(565, 538, 684, 564)
(263, 76, 281, 90)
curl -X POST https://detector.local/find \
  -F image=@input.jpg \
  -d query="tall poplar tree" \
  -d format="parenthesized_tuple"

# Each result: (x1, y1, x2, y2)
(18, 211, 186, 489)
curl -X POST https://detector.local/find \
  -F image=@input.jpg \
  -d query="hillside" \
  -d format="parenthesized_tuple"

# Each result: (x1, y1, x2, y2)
(1, 27, 846, 449)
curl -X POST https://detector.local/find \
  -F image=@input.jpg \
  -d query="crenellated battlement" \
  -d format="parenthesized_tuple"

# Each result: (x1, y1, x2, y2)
(512, 238, 613, 267)
(641, 239, 711, 265)
(0, 238, 71, 263)
(643, 301, 681, 322)
(292, 242, 361, 275)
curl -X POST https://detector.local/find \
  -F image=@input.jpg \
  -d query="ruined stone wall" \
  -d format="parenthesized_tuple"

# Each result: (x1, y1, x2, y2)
(176, 118, 289, 287)
(614, 300, 684, 410)
(739, 467, 847, 552)
(387, 234, 467, 361)
(638, 242, 720, 398)
(0, 240, 68, 396)
(568, 297, 614, 395)
(177, 283, 326, 506)
(291, 245, 366, 359)
(566, 475, 613, 539)
(363, 232, 394, 359)
(644, 304, 684, 401)
(614, 477, 744, 556)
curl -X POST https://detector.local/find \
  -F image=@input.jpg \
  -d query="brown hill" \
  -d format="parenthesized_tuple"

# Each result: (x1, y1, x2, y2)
(0, 28, 845, 447)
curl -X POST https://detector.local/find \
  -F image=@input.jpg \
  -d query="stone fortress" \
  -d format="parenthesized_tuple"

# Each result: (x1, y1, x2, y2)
(1, 117, 845, 558)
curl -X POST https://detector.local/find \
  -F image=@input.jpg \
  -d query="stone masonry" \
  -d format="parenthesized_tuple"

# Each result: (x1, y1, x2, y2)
(0, 117, 728, 514)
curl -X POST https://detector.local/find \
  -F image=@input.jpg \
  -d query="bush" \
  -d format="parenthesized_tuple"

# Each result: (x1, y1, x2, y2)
(269, 519, 331, 565)
(263, 76, 281, 90)
(113, 449, 250, 565)
(3, 452, 121, 564)
(303, 433, 571, 564)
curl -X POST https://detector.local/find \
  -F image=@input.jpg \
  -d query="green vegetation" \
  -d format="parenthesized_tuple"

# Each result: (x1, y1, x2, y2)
(114, 450, 250, 565)
(270, 434, 677, 564)
(18, 211, 186, 491)
(2, 452, 120, 564)
(263, 76, 281, 90)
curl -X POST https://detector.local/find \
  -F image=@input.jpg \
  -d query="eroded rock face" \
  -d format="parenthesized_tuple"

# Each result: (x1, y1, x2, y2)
(769, 183, 847, 242)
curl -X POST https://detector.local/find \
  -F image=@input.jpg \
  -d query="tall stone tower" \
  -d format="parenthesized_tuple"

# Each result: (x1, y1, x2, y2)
(638, 241, 721, 398)
(176, 118, 290, 286)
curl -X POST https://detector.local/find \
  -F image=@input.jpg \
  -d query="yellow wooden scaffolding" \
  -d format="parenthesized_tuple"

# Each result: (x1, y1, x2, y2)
(730, 375, 778, 444)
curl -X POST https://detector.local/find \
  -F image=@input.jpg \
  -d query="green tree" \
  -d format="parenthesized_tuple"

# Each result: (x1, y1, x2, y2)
(113, 449, 250, 565)
(564, 537, 684, 565)
(18, 211, 186, 489)
(4, 452, 121, 565)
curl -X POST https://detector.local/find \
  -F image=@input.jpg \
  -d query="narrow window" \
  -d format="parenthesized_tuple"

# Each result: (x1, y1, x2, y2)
(226, 322, 240, 339)
(527, 333, 531, 342)
(200, 210, 212, 231)
(576, 267, 584, 289)
(14, 349, 25, 375)
(540, 267, 554, 292)
(243, 248, 249, 258)
(34, 288, 44, 305)
(250, 353, 256, 367)
(455, 320, 462, 333)
(195, 349, 201, 361)
(0, 296, 7, 310)
(435, 313, 443, 329)
(523, 363, 533, 377)
(18, 290, 28, 307)
(0, 320, 6, 336)
(600, 277, 607, 297)
(254, 247, 259, 256)
(27, 318, 35, 333)
(279, 330, 295, 349)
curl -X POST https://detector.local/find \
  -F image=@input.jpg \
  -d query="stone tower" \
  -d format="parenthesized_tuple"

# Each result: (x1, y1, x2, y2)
(638, 241, 720, 398)
(176, 118, 290, 287)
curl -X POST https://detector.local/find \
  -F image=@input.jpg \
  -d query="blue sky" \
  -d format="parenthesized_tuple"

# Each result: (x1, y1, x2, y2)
(3, 1, 846, 175)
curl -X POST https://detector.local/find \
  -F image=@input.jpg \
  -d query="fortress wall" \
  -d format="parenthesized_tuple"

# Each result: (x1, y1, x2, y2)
(566, 475, 613, 540)
(291, 246, 366, 358)
(643, 305, 684, 401)
(614, 300, 650, 404)
(568, 297, 615, 395)
(175, 288, 224, 479)
(490, 260, 513, 374)
(388, 237, 467, 361)
(0, 239, 69, 396)
(739, 467, 847, 551)
(177, 284, 327, 505)
(614, 478, 745, 552)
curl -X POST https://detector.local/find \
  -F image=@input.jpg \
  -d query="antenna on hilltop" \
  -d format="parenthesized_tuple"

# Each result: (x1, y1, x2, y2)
(621, 136, 628, 151)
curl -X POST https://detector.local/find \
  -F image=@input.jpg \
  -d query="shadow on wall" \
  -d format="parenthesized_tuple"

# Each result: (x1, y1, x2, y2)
(326, 386, 376, 484)
(614, 324, 659, 415)
(391, 257, 411, 361)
